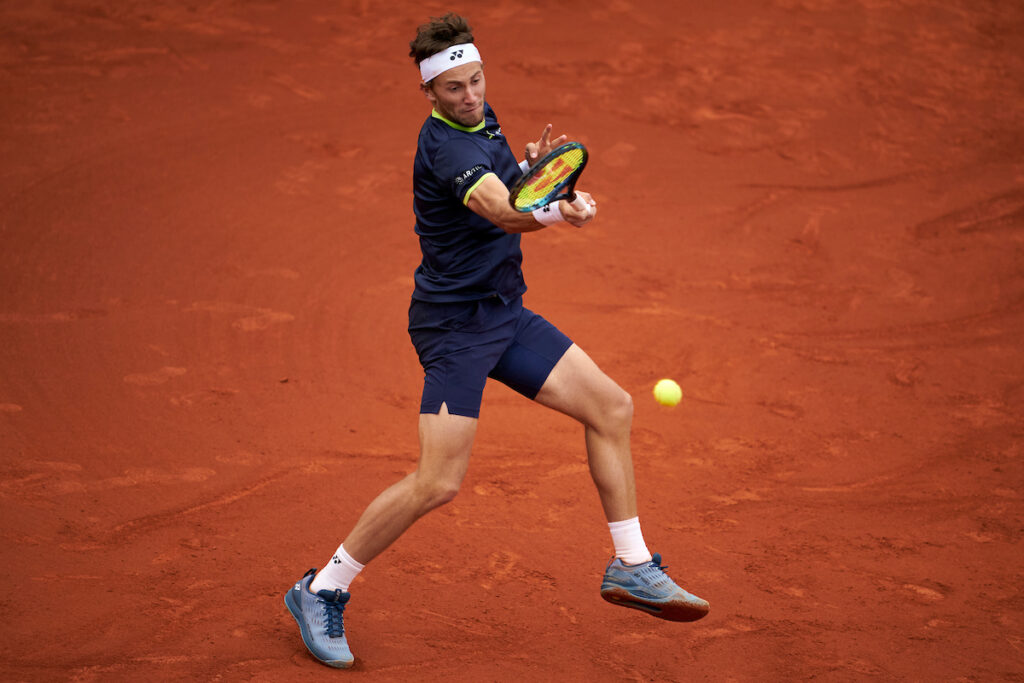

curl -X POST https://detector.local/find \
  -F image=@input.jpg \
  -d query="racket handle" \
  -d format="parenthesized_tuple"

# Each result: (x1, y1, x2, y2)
(569, 193, 589, 213)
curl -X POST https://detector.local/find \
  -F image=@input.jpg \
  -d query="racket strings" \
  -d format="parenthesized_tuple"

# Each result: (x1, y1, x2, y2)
(512, 148, 586, 209)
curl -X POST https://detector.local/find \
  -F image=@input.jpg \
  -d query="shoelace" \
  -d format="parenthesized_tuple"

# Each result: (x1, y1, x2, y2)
(635, 557, 674, 590)
(320, 591, 346, 638)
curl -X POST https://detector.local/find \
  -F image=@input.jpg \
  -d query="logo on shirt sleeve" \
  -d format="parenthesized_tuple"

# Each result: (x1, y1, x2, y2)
(453, 164, 485, 186)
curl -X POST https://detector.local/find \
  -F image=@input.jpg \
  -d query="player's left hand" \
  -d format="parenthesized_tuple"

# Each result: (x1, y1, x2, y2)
(525, 124, 567, 167)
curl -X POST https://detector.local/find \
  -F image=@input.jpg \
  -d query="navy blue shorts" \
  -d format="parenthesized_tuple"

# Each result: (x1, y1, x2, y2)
(408, 296, 573, 418)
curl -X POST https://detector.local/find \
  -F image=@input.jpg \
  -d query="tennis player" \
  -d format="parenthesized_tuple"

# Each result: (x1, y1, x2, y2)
(285, 13, 709, 669)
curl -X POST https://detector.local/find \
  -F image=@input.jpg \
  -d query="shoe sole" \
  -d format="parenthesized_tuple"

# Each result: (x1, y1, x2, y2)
(600, 587, 710, 622)
(284, 590, 355, 669)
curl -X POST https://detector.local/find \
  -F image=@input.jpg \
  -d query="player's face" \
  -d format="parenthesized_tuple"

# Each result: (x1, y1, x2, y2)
(425, 62, 486, 127)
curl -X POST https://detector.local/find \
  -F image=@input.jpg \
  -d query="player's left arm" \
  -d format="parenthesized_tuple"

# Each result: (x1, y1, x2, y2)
(465, 173, 595, 233)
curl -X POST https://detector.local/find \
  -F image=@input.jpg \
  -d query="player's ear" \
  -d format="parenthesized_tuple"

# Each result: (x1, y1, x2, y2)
(420, 81, 436, 104)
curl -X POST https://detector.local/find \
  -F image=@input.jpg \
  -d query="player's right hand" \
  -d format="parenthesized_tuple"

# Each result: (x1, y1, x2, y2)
(562, 191, 596, 227)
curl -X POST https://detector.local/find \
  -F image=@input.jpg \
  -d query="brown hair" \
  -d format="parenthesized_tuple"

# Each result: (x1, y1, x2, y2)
(409, 13, 474, 66)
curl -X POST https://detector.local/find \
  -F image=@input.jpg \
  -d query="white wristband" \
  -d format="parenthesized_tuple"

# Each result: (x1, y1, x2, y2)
(532, 201, 564, 226)
(519, 159, 530, 173)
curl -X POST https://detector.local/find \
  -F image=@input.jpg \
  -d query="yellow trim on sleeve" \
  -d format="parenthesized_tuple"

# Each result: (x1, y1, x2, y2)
(462, 171, 496, 205)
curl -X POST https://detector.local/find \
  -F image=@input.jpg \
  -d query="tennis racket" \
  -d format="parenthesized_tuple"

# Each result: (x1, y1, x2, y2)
(508, 141, 589, 213)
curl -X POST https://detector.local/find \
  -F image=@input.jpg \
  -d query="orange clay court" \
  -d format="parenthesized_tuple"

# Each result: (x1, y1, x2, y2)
(1, 1, 1023, 680)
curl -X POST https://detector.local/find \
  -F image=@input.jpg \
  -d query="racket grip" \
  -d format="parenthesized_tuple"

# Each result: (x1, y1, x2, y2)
(569, 193, 589, 213)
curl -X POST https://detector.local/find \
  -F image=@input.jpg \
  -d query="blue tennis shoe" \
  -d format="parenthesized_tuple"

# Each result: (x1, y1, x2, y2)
(600, 553, 710, 622)
(285, 568, 355, 668)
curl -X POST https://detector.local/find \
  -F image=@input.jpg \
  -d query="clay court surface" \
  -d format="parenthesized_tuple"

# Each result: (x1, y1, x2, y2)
(2, 1, 1023, 680)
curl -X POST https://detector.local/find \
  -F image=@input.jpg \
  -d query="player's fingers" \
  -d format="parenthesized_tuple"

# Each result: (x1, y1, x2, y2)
(525, 142, 538, 160)
(575, 191, 596, 218)
(539, 123, 552, 145)
(561, 194, 595, 226)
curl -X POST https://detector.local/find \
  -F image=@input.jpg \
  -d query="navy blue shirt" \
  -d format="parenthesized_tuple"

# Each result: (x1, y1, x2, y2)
(411, 103, 526, 303)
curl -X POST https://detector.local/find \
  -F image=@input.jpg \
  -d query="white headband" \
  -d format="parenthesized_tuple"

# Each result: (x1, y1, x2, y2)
(419, 43, 482, 83)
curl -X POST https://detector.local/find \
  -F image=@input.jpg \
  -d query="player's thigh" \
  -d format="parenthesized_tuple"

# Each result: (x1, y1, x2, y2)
(415, 402, 478, 487)
(409, 297, 516, 419)
(534, 344, 632, 427)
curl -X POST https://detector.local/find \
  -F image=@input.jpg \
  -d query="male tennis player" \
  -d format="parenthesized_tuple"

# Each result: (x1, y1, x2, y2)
(284, 13, 709, 668)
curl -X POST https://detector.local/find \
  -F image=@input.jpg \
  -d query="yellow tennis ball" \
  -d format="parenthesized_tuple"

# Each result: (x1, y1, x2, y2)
(653, 378, 682, 406)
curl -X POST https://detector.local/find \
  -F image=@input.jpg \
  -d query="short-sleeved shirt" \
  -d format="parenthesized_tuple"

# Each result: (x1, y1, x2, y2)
(411, 103, 526, 304)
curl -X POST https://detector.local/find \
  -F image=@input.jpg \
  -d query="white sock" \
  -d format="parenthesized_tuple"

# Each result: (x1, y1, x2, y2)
(309, 543, 364, 594)
(608, 517, 653, 565)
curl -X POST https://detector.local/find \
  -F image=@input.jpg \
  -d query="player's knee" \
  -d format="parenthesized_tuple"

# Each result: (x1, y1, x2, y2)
(416, 476, 462, 511)
(580, 385, 633, 435)
(431, 482, 461, 508)
(603, 387, 634, 432)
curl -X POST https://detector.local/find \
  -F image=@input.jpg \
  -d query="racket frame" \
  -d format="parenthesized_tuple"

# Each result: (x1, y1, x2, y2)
(508, 141, 589, 213)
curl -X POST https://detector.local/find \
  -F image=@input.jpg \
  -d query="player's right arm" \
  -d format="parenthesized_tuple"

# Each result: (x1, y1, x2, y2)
(465, 174, 595, 233)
